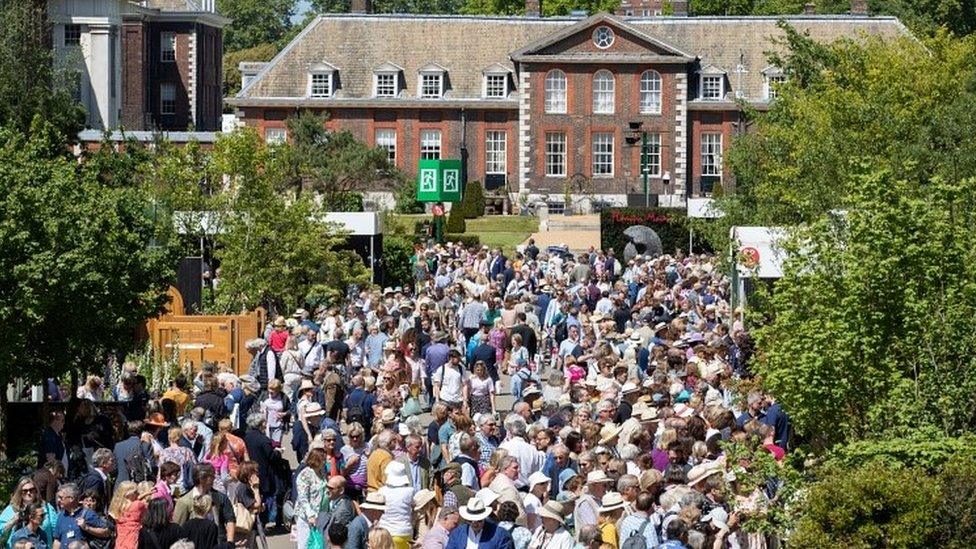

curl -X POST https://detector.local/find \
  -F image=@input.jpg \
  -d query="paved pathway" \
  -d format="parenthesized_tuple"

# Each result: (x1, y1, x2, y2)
(264, 374, 518, 548)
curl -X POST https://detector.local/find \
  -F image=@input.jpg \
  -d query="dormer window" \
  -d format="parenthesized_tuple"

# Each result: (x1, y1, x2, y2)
(762, 66, 787, 100)
(701, 75, 722, 100)
(307, 62, 338, 98)
(373, 63, 403, 98)
(418, 63, 448, 99)
(482, 64, 511, 99)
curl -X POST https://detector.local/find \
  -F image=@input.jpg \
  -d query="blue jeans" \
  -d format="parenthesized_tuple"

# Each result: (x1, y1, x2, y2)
(511, 372, 540, 401)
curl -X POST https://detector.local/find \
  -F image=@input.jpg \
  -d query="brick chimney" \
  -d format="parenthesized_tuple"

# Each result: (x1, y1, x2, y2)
(525, 0, 541, 17)
(803, 2, 815, 14)
(350, 0, 372, 13)
(850, 0, 867, 14)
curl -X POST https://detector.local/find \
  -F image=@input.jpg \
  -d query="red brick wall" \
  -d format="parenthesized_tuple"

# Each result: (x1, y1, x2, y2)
(524, 63, 682, 195)
(689, 110, 735, 194)
(243, 107, 519, 188)
(121, 22, 147, 130)
(540, 26, 674, 56)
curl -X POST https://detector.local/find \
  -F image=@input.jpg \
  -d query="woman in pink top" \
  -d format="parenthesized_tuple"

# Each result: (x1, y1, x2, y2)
(108, 481, 152, 549)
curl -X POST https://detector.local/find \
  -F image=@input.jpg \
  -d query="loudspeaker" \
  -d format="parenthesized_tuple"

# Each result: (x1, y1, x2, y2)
(177, 257, 203, 313)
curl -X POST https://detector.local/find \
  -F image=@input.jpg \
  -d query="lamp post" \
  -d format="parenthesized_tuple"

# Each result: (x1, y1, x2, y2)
(625, 121, 650, 208)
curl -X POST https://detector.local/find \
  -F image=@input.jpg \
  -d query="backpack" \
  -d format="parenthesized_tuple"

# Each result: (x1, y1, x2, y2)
(621, 517, 653, 549)
(346, 391, 367, 428)
(554, 320, 568, 344)
(125, 441, 153, 483)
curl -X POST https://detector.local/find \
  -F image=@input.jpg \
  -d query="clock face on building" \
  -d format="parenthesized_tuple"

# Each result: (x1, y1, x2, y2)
(593, 26, 615, 49)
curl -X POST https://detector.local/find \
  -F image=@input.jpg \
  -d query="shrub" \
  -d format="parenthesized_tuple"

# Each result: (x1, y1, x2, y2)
(789, 461, 942, 549)
(445, 234, 480, 248)
(446, 204, 466, 233)
(600, 207, 705, 256)
(394, 176, 425, 214)
(461, 180, 485, 219)
(382, 236, 415, 288)
(932, 457, 976, 549)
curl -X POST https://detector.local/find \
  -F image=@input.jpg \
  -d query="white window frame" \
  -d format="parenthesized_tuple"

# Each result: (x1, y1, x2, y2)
(375, 129, 396, 164)
(484, 73, 507, 99)
(545, 132, 566, 178)
(160, 32, 176, 63)
(701, 74, 724, 100)
(419, 72, 444, 99)
(160, 83, 176, 115)
(764, 74, 787, 100)
(64, 24, 81, 46)
(544, 70, 567, 114)
(592, 26, 615, 49)
(646, 133, 661, 177)
(420, 129, 442, 159)
(701, 133, 723, 177)
(374, 72, 398, 97)
(592, 70, 615, 114)
(308, 71, 333, 98)
(640, 70, 662, 115)
(485, 130, 507, 175)
(591, 132, 614, 177)
(265, 128, 287, 145)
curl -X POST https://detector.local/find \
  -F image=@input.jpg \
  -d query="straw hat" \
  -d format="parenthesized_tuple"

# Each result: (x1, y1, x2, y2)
(599, 492, 626, 513)
(300, 379, 315, 392)
(304, 402, 325, 418)
(586, 470, 614, 485)
(527, 471, 550, 490)
(360, 492, 386, 511)
(459, 497, 492, 521)
(380, 409, 398, 425)
(599, 423, 623, 445)
(413, 489, 437, 511)
(538, 501, 565, 525)
(687, 462, 723, 486)
(273, 316, 286, 328)
(475, 488, 500, 507)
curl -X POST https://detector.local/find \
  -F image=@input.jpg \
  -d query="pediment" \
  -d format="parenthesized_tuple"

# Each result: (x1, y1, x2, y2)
(510, 13, 694, 63)
(374, 62, 404, 73)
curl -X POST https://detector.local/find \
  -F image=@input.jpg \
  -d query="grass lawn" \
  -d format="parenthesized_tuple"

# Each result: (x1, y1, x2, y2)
(389, 214, 538, 255)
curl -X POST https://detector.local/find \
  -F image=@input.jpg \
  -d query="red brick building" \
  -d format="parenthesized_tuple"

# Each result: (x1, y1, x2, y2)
(50, 0, 227, 132)
(228, 8, 905, 209)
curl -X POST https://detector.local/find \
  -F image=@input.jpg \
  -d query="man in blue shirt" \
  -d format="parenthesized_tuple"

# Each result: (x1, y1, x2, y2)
(54, 483, 110, 547)
(424, 331, 452, 407)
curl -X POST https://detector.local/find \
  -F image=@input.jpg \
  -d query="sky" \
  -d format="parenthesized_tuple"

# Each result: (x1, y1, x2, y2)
(293, 0, 312, 23)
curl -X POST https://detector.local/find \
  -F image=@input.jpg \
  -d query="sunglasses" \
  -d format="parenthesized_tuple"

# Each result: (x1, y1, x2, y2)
(22, 487, 36, 493)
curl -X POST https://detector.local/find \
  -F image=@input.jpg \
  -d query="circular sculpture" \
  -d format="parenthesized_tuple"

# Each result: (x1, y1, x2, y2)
(623, 225, 663, 262)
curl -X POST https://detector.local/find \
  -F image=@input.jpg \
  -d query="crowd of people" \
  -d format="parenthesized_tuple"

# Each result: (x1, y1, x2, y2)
(17, 238, 788, 549)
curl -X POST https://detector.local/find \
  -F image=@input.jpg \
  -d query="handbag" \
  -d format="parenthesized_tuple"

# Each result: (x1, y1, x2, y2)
(307, 529, 325, 549)
(401, 395, 422, 417)
(234, 500, 256, 532)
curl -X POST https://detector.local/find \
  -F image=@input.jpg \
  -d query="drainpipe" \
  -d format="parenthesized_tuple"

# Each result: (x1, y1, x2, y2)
(460, 107, 469, 192)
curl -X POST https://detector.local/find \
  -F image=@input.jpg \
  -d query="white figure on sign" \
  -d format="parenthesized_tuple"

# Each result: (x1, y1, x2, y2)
(444, 169, 459, 193)
(420, 169, 437, 192)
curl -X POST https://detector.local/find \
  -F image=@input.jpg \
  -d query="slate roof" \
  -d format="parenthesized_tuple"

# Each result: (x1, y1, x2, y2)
(232, 12, 908, 106)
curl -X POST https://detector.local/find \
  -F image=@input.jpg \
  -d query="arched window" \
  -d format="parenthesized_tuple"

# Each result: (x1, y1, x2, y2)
(545, 70, 567, 113)
(592, 70, 615, 114)
(640, 70, 662, 114)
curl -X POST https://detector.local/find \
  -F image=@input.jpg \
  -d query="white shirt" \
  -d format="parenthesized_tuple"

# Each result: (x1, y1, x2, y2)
(433, 365, 468, 404)
(377, 485, 414, 536)
(466, 525, 484, 549)
(297, 339, 323, 370)
(499, 436, 545, 487)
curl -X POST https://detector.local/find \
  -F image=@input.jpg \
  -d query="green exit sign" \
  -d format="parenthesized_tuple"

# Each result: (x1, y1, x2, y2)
(417, 159, 463, 203)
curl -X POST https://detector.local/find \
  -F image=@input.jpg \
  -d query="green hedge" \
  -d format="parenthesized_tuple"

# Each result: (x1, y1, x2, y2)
(600, 207, 704, 256)
(382, 235, 415, 288)
(445, 234, 480, 248)
(460, 181, 485, 219)
(446, 205, 466, 233)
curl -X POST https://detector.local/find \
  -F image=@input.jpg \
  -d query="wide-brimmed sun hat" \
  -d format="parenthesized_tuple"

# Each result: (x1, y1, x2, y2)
(413, 489, 437, 511)
(459, 497, 492, 521)
(599, 492, 626, 513)
(360, 492, 386, 511)
(384, 461, 410, 488)
(538, 501, 566, 525)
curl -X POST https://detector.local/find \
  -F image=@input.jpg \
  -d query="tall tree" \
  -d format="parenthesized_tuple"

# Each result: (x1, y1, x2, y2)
(217, 0, 294, 52)
(0, 121, 177, 387)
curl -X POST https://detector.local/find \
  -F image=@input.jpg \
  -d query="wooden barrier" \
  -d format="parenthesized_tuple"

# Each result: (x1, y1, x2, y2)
(146, 310, 265, 375)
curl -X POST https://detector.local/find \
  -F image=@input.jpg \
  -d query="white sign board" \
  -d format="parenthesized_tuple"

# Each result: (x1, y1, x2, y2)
(322, 212, 383, 236)
(687, 198, 724, 219)
(731, 226, 787, 279)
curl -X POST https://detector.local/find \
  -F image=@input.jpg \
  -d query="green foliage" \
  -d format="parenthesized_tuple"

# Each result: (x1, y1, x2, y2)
(282, 112, 397, 210)
(600, 208, 699, 257)
(541, 0, 618, 16)
(460, 0, 524, 14)
(824, 432, 976, 472)
(207, 129, 369, 313)
(394, 176, 426, 214)
(756, 170, 976, 448)
(0, 121, 178, 383)
(122, 342, 187, 395)
(222, 42, 279, 98)
(722, 440, 802, 536)
(704, 31, 976, 253)
(931, 457, 976, 549)
(789, 461, 943, 549)
(382, 236, 416, 288)
(445, 234, 481, 248)
(0, 2, 84, 139)
(446, 205, 467, 233)
(460, 180, 485, 219)
(217, 0, 294, 52)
